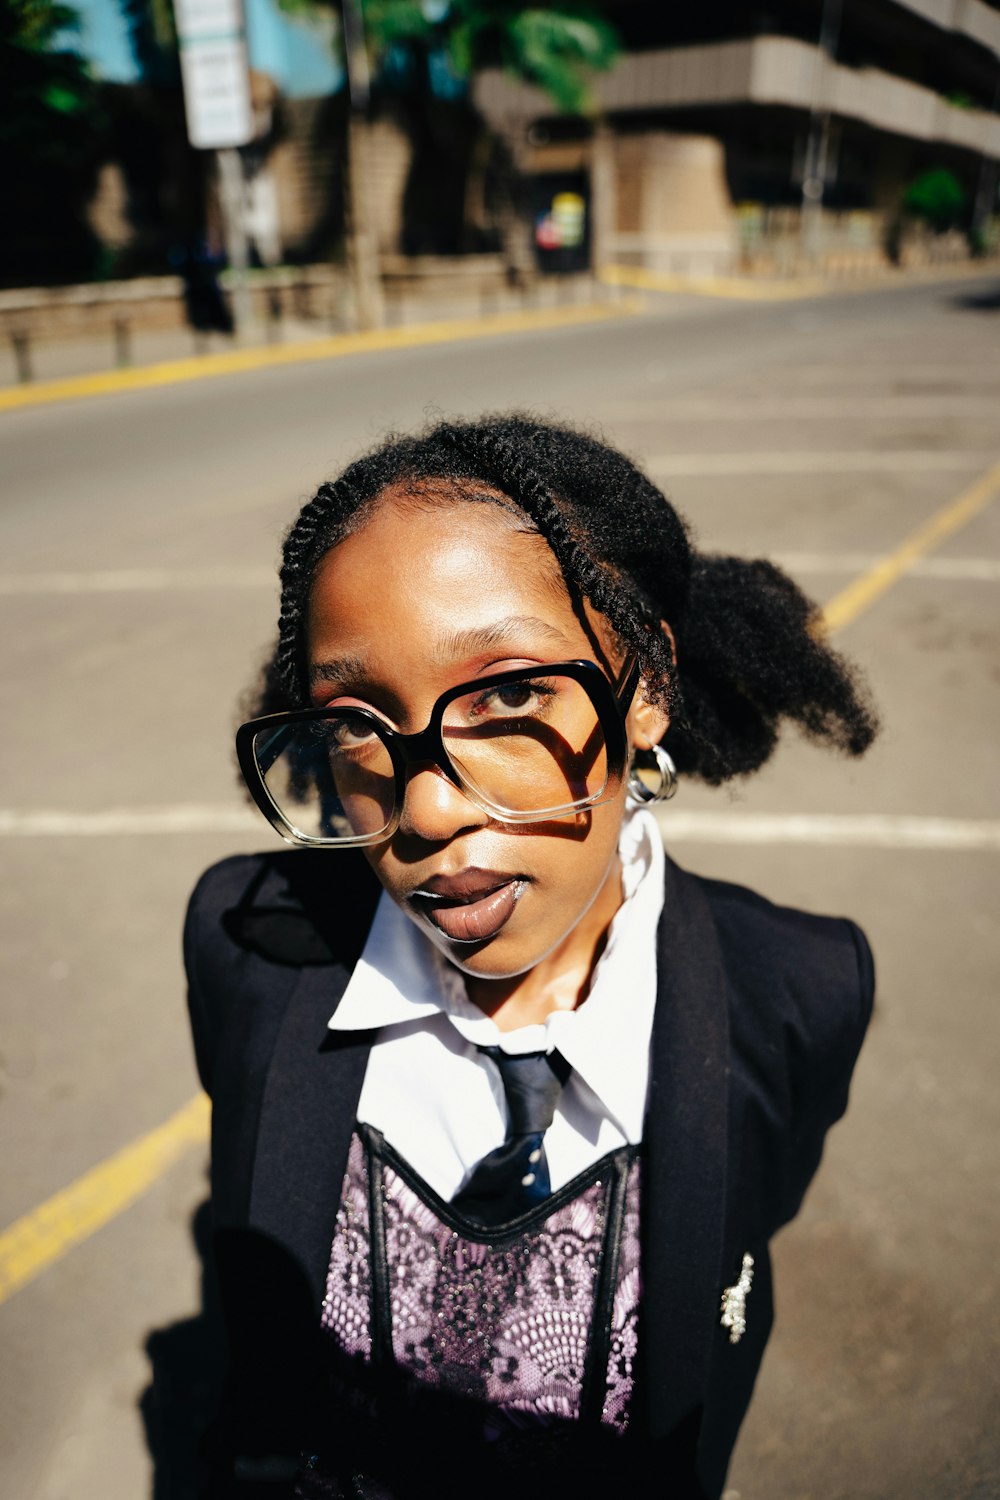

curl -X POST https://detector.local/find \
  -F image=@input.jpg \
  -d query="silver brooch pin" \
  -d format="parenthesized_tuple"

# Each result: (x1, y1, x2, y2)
(720, 1253, 754, 1344)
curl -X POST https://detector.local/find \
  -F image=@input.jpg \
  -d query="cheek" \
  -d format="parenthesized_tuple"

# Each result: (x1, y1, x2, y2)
(527, 802, 626, 902)
(361, 843, 397, 893)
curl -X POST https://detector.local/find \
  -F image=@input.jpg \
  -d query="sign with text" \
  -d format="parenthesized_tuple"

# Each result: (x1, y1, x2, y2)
(176, 0, 253, 150)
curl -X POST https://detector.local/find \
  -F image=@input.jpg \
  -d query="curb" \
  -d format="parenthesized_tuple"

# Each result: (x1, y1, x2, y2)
(0, 298, 641, 414)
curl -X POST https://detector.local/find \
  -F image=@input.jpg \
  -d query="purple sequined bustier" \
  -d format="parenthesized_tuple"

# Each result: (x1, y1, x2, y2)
(296, 1126, 641, 1500)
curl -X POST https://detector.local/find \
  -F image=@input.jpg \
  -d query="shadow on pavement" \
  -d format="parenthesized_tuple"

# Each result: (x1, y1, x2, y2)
(950, 281, 1000, 311)
(140, 1196, 227, 1500)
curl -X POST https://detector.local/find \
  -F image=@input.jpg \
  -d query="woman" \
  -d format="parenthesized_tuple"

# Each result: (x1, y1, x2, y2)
(185, 414, 877, 1498)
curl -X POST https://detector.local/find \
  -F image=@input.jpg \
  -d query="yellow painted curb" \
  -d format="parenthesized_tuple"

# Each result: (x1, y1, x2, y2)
(599, 264, 827, 301)
(821, 457, 1000, 633)
(0, 299, 641, 414)
(0, 1093, 209, 1304)
(600, 259, 1000, 303)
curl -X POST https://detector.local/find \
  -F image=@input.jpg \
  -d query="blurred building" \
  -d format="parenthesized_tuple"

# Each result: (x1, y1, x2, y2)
(477, 0, 1000, 274)
(11, 0, 1000, 317)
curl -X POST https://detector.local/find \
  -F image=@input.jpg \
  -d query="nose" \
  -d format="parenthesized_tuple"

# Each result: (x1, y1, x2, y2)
(395, 762, 489, 843)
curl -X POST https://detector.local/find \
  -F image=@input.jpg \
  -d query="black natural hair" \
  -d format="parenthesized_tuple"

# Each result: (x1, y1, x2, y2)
(254, 412, 877, 784)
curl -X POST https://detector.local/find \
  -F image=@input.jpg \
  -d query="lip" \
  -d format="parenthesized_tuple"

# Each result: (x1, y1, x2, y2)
(410, 870, 526, 943)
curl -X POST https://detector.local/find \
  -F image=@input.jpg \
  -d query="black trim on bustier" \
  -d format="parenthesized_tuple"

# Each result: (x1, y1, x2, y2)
(365, 1132, 393, 1374)
(580, 1146, 632, 1429)
(359, 1123, 639, 1433)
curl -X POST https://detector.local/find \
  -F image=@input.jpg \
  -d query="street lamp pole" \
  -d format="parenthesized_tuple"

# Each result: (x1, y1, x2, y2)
(801, 0, 843, 264)
(175, 0, 256, 339)
(971, 71, 1000, 245)
(216, 147, 253, 338)
(341, 0, 385, 330)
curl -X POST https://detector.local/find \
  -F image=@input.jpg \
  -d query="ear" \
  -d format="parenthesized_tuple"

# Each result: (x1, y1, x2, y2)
(628, 690, 670, 751)
(627, 621, 674, 751)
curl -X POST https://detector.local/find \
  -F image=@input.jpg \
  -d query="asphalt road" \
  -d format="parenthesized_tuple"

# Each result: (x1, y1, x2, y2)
(2, 275, 999, 1500)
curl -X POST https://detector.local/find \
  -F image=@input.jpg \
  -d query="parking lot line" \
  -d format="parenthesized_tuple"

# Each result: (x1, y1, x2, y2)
(0, 1095, 209, 1305)
(656, 813, 1000, 850)
(3, 552, 999, 599)
(1, 806, 998, 845)
(821, 456, 1000, 632)
(0, 566, 276, 595)
(772, 554, 1000, 582)
(647, 450, 994, 475)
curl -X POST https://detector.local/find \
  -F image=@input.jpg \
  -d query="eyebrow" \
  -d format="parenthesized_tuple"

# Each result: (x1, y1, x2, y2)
(308, 616, 577, 688)
(308, 651, 368, 688)
(433, 616, 575, 665)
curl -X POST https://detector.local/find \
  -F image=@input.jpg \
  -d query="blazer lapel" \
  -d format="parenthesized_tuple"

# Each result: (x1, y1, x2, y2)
(249, 960, 375, 1313)
(642, 855, 731, 1441)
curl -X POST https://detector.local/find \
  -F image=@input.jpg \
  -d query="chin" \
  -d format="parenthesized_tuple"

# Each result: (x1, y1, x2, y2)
(424, 923, 542, 981)
(431, 911, 594, 987)
(447, 951, 541, 983)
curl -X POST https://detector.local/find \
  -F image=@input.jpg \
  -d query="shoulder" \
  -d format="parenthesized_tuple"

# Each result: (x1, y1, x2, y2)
(185, 848, 381, 972)
(183, 849, 380, 1095)
(678, 860, 874, 1096)
(697, 868, 873, 1010)
(184, 850, 380, 1037)
(677, 863, 875, 1228)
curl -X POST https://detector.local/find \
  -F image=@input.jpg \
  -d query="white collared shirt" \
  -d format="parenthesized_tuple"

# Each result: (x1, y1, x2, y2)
(327, 808, 664, 1200)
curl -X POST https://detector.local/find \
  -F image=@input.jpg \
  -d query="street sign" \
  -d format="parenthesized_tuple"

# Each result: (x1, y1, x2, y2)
(175, 0, 253, 150)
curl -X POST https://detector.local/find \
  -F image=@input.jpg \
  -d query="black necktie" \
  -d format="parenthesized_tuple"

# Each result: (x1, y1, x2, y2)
(451, 1047, 570, 1227)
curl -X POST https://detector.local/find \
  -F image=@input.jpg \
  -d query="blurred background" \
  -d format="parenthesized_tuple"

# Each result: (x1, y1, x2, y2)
(1, 3, 999, 1499)
(3, 0, 1000, 371)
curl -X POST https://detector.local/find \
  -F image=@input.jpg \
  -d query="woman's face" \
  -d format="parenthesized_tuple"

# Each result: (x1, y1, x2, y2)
(305, 489, 667, 986)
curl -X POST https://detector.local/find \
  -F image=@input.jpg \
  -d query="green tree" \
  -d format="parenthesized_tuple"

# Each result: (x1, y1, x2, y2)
(0, 0, 106, 283)
(280, 0, 619, 258)
(114, 0, 211, 276)
(903, 168, 967, 232)
(119, 0, 177, 84)
(359, 0, 620, 115)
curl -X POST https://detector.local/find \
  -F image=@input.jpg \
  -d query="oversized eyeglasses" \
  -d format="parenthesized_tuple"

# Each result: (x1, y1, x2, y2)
(236, 656, 641, 848)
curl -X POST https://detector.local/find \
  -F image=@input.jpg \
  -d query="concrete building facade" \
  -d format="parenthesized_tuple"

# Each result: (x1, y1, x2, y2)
(475, 0, 1000, 275)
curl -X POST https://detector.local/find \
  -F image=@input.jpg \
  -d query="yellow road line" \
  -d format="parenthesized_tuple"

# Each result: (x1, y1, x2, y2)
(599, 263, 827, 301)
(599, 259, 1000, 302)
(821, 457, 1000, 632)
(0, 1094, 209, 1305)
(0, 299, 639, 414)
(3, 456, 999, 1304)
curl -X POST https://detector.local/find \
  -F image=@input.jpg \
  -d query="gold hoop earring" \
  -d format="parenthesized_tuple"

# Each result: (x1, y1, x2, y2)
(626, 745, 678, 805)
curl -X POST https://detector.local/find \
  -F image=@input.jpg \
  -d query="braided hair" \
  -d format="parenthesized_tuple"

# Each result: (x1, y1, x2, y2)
(253, 412, 877, 784)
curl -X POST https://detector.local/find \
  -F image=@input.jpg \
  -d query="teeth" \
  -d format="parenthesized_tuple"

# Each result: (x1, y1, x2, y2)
(413, 879, 514, 905)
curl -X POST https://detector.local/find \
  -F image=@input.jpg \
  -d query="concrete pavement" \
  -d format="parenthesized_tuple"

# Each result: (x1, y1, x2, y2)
(1, 273, 998, 1499)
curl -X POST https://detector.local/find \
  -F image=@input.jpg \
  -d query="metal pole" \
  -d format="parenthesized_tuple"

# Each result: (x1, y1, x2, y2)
(11, 331, 32, 384)
(217, 147, 254, 339)
(340, 0, 384, 330)
(591, 121, 616, 283)
(971, 71, 1000, 244)
(800, 0, 843, 264)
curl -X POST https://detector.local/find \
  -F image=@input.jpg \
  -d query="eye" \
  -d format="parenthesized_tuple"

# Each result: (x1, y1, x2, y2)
(490, 684, 535, 711)
(330, 718, 378, 749)
(310, 714, 382, 755)
(467, 679, 557, 719)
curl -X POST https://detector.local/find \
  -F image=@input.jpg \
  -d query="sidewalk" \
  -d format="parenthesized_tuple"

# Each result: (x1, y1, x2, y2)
(0, 275, 603, 391)
(2, 259, 997, 396)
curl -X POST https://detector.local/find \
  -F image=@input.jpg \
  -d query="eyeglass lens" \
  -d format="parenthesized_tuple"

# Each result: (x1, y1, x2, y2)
(251, 671, 612, 844)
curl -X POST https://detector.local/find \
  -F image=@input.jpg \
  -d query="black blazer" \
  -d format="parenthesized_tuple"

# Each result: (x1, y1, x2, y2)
(184, 848, 874, 1500)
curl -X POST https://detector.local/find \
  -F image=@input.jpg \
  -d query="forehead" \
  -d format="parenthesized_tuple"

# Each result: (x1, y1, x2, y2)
(307, 491, 575, 652)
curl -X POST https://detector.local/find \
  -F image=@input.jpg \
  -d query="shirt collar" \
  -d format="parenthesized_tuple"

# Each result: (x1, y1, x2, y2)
(328, 807, 664, 1137)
